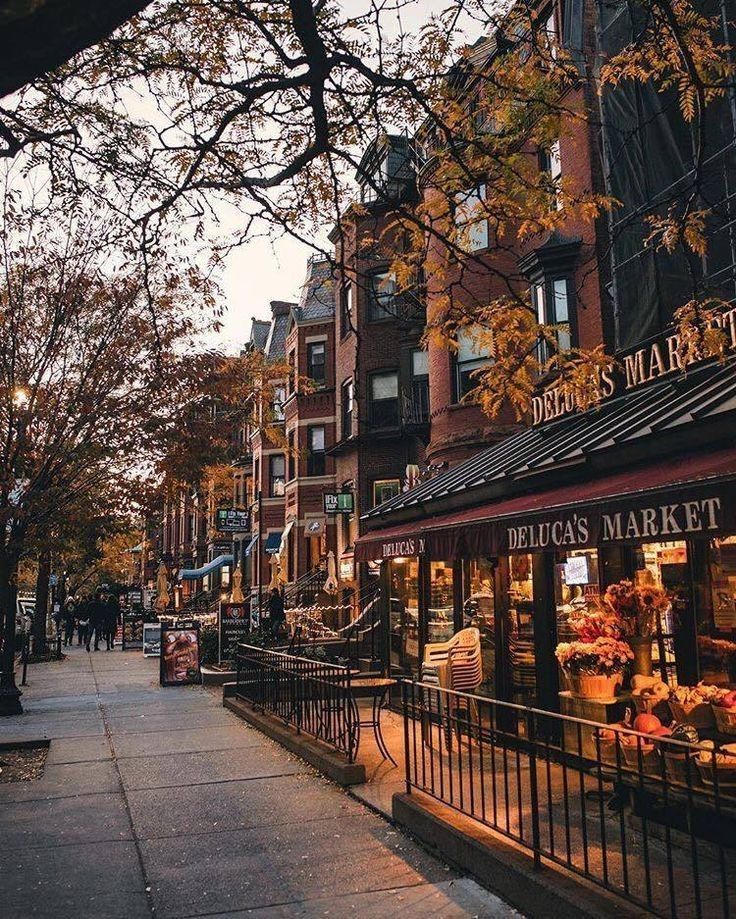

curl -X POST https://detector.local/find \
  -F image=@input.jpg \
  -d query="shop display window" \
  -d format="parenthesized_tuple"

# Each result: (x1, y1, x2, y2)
(507, 553, 537, 706)
(635, 541, 687, 686)
(463, 558, 495, 697)
(428, 561, 454, 645)
(389, 557, 420, 673)
(697, 536, 736, 683)
(554, 548, 600, 643)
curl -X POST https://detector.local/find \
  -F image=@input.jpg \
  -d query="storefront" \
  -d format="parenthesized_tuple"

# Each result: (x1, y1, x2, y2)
(356, 358, 736, 712)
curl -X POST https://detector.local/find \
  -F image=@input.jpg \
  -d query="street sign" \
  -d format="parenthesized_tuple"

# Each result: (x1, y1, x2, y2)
(216, 507, 250, 532)
(48, 574, 58, 587)
(324, 492, 354, 515)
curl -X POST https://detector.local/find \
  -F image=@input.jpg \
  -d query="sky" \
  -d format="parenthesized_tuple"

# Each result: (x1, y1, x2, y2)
(215, 0, 461, 351)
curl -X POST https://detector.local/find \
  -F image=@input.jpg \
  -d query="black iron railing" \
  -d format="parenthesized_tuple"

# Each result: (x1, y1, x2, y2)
(236, 644, 360, 761)
(401, 680, 736, 919)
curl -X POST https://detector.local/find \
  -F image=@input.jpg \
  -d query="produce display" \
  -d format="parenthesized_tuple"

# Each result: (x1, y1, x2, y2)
(670, 682, 728, 707)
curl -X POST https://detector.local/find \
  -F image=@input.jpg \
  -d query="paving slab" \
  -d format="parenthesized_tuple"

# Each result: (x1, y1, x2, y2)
(46, 735, 112, 765)
(105, 709, 238, 734)
(0, 719, 106, 739)
(141, 814, 457, 918)
(127, 772, 367, 839)
(113, 724, 264, 759)
(0, 792, 132, 848)
(0, 759, 119, 803)
(0, 840, 149, 919)
(199, 878, 521, 918)
(117, 745, 308, 790)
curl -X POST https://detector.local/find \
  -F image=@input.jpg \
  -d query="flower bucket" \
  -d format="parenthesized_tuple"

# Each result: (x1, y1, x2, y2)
(628, 636, 653, 677)
(568, 672, 622, 701)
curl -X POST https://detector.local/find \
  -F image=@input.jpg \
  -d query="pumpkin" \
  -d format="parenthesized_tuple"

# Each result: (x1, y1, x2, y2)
(633, 713, 661, 734)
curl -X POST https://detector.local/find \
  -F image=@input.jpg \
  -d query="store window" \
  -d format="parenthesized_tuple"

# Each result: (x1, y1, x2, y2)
(307, 341, 326, 384)
(367, 270, 397, 321)
(554, 548, 601, 642)
(428, 562, 455, 645)
(341, 378, 354, 439)
(269, 454, 285, 497)
(507, 554, 537, 706)
(306, 425, 326, 476)
(389, 557, 420, 674)
(455, 326, 493, 400)
(698, 537, 736, 683)
(533, 277, 572, 363)
(463, 558, 495, 697)
(455, 185, 488, 251)
(634, 541, 688, 685)
(369, 370, 399, 427)
(372, 478, 401, 508)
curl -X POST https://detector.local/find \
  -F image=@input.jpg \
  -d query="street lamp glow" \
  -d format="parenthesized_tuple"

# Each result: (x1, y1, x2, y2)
(12, 387, 29, 410)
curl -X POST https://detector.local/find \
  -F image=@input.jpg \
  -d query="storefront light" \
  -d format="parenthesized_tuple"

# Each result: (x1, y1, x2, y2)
(394, 557, 407, 565)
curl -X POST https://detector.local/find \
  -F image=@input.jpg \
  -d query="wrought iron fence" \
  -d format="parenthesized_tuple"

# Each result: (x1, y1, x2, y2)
(236, 644, 360, 761)
(401, 680, 736, 919)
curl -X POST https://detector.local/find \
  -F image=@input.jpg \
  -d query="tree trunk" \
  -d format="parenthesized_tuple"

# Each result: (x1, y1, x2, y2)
(0, 546, 21, 697)
(33, 551, 51, 654)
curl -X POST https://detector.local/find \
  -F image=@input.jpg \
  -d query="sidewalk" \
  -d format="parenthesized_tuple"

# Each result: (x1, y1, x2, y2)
(0, 645, 520, 918)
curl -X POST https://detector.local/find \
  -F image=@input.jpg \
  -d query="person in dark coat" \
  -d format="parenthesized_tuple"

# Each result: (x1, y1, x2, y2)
(266, 588, 286, 635)
(88, 592, 105, 651)
(63, 598, 76, 647)
(77, 595, 90, 646)
(103, 594, 120, 650)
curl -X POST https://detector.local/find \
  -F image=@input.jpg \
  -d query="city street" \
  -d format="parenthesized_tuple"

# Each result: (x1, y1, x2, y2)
(0, 647, 519, 918)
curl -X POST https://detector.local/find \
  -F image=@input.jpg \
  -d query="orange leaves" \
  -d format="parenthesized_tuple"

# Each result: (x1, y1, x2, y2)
(645, 207, 708, 256)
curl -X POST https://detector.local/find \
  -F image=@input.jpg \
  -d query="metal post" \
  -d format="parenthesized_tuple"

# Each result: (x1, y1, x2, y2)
(21, 632, 29, 686)
(527, 709, 542, 870)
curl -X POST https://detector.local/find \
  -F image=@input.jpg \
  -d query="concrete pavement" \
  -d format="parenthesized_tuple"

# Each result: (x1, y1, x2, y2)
(0, 644, 521, 918)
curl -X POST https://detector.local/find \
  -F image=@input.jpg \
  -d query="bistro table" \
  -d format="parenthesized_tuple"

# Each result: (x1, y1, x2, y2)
(350, 677, 398, 765)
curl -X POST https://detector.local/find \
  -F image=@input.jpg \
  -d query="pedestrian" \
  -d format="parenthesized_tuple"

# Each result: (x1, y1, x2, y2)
(77, 595, 91, 649)
(88, 591, 105, 651)
(63, 597, 76, 647)
(266, 588, 285, 636)
(104, 593, 120, 650)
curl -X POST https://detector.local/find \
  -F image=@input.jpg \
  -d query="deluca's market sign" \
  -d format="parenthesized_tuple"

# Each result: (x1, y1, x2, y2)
(533, 309, 736, 425)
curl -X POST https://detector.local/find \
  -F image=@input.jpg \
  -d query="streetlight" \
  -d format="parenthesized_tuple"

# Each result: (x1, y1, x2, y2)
(12, 387, 30, 410)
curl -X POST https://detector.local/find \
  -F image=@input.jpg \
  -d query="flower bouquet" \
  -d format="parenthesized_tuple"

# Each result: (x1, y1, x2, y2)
(601, 579, 671, 675)
(555, 635, 634, 700)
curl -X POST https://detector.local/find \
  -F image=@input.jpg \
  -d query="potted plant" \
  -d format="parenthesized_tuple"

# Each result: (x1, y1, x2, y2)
(601, 579, 670, 676)
(555, 636, 634, 700)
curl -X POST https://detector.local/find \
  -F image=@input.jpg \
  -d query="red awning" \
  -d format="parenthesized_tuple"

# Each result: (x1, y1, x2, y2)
(355, 447, 736, 561)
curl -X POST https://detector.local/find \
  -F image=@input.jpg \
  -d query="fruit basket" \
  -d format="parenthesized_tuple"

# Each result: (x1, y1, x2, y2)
(713, 704, 736, 737)
(695, 745, 736, 788)
(668, 700, 716, 730)
(619, 738, 661, 776)
(663, 750, 701, 787)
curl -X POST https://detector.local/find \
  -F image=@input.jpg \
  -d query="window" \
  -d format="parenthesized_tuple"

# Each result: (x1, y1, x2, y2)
(456, 326, 493, 399)
(269, 454, 285, 497)
(408, 349, 430, 422)
(287, 351, 296, 394)
(306, 425, 326, 476)
(369, 371, 399, 427)
(340, 284, 353, 336)
(273, 385, 285, 422)
(455, 185, 488, 252)
(372, 478, 401, 507)
(307, 341, 326, 384)
(367, 270, 397, 321)
(539, 140, 562, 210)
(341, 378, 354, 438)
(533, 278, 571, 363)
(287, 430, 296, 481)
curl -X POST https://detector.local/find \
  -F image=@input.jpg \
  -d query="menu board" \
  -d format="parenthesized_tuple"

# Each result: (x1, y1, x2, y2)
(219, 603, 249, 662)
(122, 613, 144, 650)
(160, 624, 202, 686)
(142, 623, 162, 658)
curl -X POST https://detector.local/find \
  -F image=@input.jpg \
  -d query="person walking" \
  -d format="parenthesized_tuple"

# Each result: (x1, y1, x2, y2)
(104, 593, 120, 650)
(77, 595, 91, 648)
(63, 597, 76, 647)
(266, 588, 286, 636)
(88, 591, 105, 651)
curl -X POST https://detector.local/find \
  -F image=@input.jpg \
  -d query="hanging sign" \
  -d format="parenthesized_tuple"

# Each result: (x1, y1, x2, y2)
(160, 624, 202, 686)
(324, 493, 354, 514)
(216, 508, 250, 532)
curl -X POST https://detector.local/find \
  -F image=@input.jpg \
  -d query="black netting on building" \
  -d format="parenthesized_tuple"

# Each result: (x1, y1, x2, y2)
(596, 0, 736, 350)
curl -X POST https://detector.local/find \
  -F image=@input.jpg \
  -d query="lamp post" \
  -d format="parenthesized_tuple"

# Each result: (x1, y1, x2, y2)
(0, 386, 30, 715)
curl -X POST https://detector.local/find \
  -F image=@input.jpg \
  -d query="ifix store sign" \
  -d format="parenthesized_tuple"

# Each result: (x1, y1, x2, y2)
(533, 308, 736, 425)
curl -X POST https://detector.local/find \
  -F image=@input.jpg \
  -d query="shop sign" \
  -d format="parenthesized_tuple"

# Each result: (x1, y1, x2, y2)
(340, 556, 355, 580)
(160, 624, 202, 686)
(216, 507, 250, 532)
(532, 309, 736, 426)
(324, 492, 354, 514)
(380, 537, 426, 559)
(219, 603, 249, 660)
(122, 613, 144, 650)
(142, 623, 161, 657)
(305, 517, 326, 537)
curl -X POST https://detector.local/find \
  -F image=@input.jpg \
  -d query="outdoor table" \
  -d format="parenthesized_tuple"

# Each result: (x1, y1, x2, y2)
(349, 677, 398, 765)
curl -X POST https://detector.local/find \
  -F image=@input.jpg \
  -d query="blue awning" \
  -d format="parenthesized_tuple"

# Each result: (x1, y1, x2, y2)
(180, 554, 233, 581)
(244, 534, 259, 556)
(264, 531, 282, 554)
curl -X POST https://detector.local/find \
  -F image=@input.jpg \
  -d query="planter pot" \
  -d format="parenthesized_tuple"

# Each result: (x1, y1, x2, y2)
(628, 636, 653, 677)
(568, 672, 623, 701)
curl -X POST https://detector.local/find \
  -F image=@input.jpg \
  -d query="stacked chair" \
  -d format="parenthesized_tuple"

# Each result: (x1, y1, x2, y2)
(420, 627, 482, 749)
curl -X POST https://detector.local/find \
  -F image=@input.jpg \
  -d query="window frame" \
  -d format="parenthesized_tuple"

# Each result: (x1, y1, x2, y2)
(454, 184, 489, 252)
(306, 424, 326, 476)
(306, 341, 326, 384)
(268, 454, 286, 497)
(366, 268, 398, 322)
(533, 276, 573, 364)
(341, 378, 354, 439)
(454, 326, 494, 401)
(372, 478, 402, 508)
(369, 369, 400, 428)
(340, 283, 353, 337)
